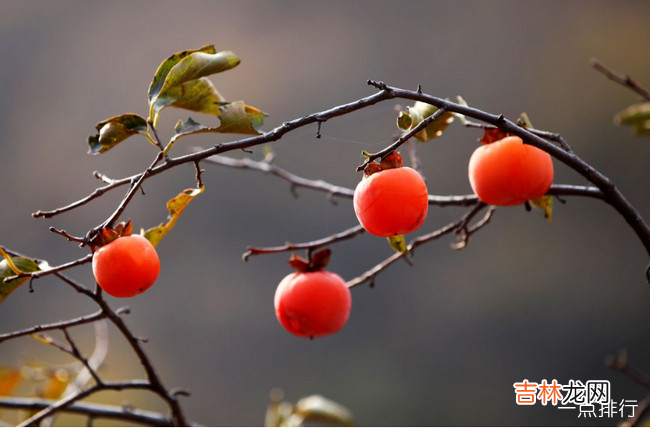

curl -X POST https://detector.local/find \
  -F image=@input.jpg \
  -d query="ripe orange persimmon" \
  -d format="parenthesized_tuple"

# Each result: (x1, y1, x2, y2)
(274, 251, 351, 338)
(353, 155, 429, 237)
(468, 136, 553, 206)
(274, 270, 351, 338)
(92, 235, 160, 298)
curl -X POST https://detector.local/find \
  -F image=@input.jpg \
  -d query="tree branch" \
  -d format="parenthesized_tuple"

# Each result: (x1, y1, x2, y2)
(15, 380, 154, 427)
(244, 225, 365, 261)
(0, 396, 179, 427)
(356, 106, 449, 171)
(32, 84, 645, 274)
(0, 309, 106, 344)
(346, 202, 490, 288)
(2, 254, 93, 284)
(591, 59, 650, 101)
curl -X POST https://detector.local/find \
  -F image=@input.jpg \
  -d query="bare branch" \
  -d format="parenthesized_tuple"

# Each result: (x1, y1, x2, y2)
(620, 394, 650, 427)
(591, 59, 650, 101)
(16, 380, 153, 427)
(452, 204, 494, 250)
(49, 227, 87, 245)
(31, 85, 647, 273)
(61, 329, 103, 385)
(0, 396, 178, 426)
(464, 120, 573, 153)
(356, 106, 449, 171)
(0, 310, 105, 344)
(605, 350, 650, 390)
(244, 225, 365, 261)
(346, 202, 489, 288)
(2, 254, 93, 284)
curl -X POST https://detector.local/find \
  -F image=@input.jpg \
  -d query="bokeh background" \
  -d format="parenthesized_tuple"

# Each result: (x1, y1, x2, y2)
(1, 0, 649, 426)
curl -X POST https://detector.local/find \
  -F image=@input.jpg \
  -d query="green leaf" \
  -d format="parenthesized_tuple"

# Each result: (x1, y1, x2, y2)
(142, 186, 205, 247)
(87, 113, 148, 155)
(168, 77, 226, 115)
(0, 255, 41, 304)
(397, 101, 455, 142)
(387, 234, 408, 253)
(215, 101, 266, 135)
(530, 195, 553, 222)
(149, 47, 241, 126)
(148, 45, 216, 105)
(518, 112, 534, 129)
(293, 395, 354, 426)
(614, 102, 650, 136)
(163, 102, 266, 155)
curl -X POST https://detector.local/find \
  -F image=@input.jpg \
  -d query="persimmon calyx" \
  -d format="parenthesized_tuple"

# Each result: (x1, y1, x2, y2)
(287, 248, 331, 273)
(362, 151, 404, 177)
(90, 220, 134, 248)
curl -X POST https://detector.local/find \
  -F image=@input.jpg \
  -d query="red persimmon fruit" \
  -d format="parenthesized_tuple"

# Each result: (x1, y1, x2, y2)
(92, 234, 160, 298)
(468, 135, 553, 206)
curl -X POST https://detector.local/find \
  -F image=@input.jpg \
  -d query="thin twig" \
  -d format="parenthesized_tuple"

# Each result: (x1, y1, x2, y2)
(463, 120, 573, 153)
(203, 154, 355, 200)
(49, 227, 86, 245)
(620, 395, 650, 427)
(0, 396, 177, 426)
(244, 225, 365, 261)
(93, 150, 165, 236)
(451, 204, 494, 250)
(92, 170, 116, 185)
(605, 350, 650, 390)
(16, 380, 154, 427)
(88, 287, 189, 426)
(0, 310, 105, 344)
(346, 202, 488, 288)
(61, 329, 103, 385)
(194, 161, 204, 188)
(356, 106, 449, 171)
(2, 254, 93, 284)
(591, 59, 650, 101)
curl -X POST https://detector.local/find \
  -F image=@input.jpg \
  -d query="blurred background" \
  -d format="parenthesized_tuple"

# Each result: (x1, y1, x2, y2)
(1, 0, 649, 425)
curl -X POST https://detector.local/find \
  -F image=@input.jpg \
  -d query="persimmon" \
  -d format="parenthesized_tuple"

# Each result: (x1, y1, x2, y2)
(468, 135, 553, 206)
(274, 251, 351, 338)
(92, 234, 160, 298)
(353, 152, 429, 237)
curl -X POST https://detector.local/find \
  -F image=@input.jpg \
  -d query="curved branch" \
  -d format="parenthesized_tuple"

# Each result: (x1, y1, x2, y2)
(244, 225, 365, 261)
(2, 254, 92, 284)
(356, 106, 449, 170)
(366, 82, 650, 266)
(0, 396, 177, 426)
(591, 59, 650, 101)
(31, 82, 649, 275)
(0, 309, 106, 344)
(346, 202, 489, 288)
(204, 154, 355, 200)
(16, 380, 153, 427)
